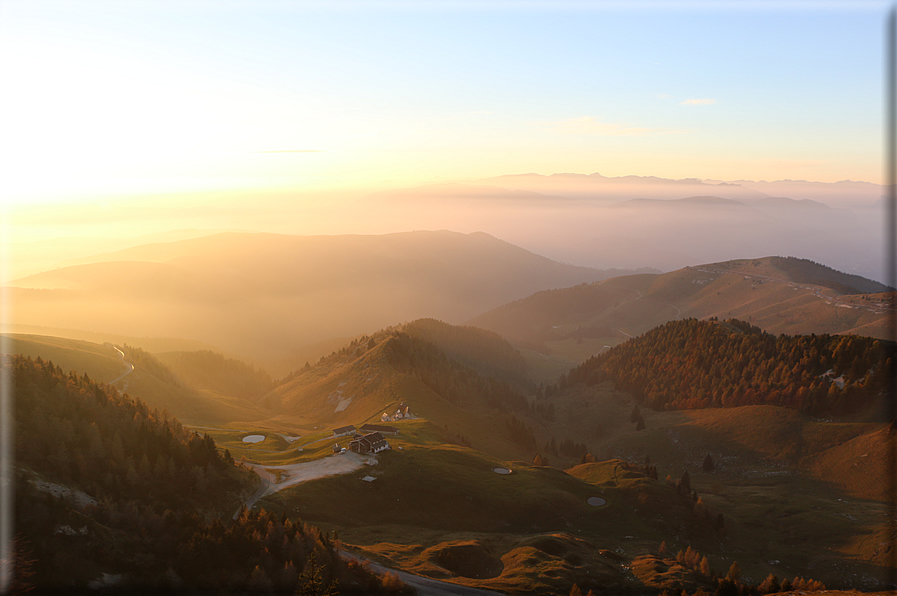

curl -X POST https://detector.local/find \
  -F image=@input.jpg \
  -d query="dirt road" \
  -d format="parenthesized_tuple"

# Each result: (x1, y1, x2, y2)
(263, 451, 376, 492)
(235, 451, 376, 518)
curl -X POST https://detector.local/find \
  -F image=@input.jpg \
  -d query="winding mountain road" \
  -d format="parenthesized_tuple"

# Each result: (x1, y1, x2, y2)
(106, 345, 134, 385)
(234, 464, 275, 520)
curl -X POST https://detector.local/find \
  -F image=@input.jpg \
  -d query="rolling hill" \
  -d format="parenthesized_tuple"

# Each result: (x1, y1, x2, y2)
(264, 445, 722, 595)
(469, 256, 895, 378)
(6, 230, 611, 365)
(2, 334, 268, 425)
(513, 376, 893, 590)
(155, 349, 275, 399)
(10, 320, 893, 592)
(258, 320, 537, 461)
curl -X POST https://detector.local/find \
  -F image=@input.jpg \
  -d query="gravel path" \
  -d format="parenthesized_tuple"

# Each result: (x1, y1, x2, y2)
(263, 451, 376, 493)
(235, 451, 377, 517)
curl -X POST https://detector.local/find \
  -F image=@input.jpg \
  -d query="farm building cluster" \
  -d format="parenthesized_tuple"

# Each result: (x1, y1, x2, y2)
(331, 413, 406, 455)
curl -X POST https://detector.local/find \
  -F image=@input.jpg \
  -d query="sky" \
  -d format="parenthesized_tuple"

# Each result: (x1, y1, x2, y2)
(0, 0, 890, 207)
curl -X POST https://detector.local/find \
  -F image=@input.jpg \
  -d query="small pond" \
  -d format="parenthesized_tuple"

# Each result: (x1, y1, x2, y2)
(242, 434, 266, 444)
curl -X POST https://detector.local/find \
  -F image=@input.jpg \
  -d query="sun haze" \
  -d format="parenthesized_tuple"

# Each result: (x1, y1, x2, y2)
(0, 2, 885, 208)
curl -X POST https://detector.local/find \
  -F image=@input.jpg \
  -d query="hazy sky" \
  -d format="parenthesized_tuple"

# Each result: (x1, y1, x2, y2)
(0, 0, 890, 206)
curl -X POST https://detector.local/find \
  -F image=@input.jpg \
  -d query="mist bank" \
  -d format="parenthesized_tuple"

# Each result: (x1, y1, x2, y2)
(475, 172, 884, 208)
(358, 181, 883, 283)
(9, 172, 886, 285)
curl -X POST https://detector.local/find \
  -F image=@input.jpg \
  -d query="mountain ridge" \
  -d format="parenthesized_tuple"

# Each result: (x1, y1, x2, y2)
(469, 256, 894, 371)
(6, 230, 613, 364)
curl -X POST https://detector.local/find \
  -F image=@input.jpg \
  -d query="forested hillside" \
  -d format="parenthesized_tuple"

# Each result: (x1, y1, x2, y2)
(382, 331, 530, 413)
(14, 354, 240, 508)
(11, 355, 404, 593)
(565, 318, 889, 415)
(401, 318, 529, 386)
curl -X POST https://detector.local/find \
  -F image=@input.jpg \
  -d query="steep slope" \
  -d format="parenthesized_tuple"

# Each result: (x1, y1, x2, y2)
(7, 230, 608, 363)
(802, 423, 896, 502)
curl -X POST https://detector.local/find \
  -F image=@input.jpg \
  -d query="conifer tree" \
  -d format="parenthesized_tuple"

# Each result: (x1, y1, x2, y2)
(759, 574, 780, 594)
(700, 556, 711, 576)
(680, 470, 691, 493)
(725, 561, 741, 582)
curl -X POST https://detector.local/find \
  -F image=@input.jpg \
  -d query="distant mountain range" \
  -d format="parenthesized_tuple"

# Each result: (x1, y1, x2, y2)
(476, 172, 884, 207)
(360, 179, 883, 281)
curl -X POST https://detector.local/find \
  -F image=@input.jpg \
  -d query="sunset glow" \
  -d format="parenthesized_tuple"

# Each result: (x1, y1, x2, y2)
(5, 4, 897, 594)
(0, 1, 888, 211)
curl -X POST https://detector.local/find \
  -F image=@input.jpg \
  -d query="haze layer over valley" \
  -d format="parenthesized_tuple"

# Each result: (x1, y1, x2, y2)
(9, 173, 886, 285)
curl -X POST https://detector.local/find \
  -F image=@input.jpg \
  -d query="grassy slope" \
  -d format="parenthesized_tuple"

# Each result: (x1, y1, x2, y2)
(538, 381, 893, 590)
(470, 259, 892, 374)
(4, 334, 268, 426)
(263, 445, 713, 594)
(261, 334, 536, 462)
(0, 323, 225, 356)
(402, 318, 530, 387)
(10, 322, 893, 591)
(3, 334, 127, 382)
